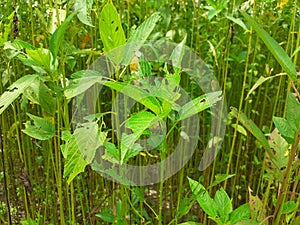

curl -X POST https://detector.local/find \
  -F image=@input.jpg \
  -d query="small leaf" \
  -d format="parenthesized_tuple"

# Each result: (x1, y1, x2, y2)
(0, 75, 39, 115)
(282, 201, 297, 214)
(95, 212, 115, 223)
(178, 91, 222, 121)
(232, 124, 247, 136)
(286, 93, 300, 132)
(226, 15, 248, 31)
(22, 113, 55, 140)
(241, 11, 297, 81)
(208, 174, 235, 189)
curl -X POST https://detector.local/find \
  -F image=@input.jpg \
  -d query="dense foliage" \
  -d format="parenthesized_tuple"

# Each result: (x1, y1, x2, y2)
(0, 0, 299, 224)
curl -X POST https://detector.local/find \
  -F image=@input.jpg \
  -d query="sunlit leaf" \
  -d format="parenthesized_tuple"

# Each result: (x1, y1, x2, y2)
(0, 74, 39, 115)
(99, 0, 126, 65)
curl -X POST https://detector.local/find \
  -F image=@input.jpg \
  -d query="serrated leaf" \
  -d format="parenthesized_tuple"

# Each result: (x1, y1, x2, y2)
(50, 11, 77, 62)
(229, 203, 251, 224)
(241, 11, 297, 82)
(99, 0, 126, 65)
(61, 130, 88, 184)
(178, 91, 222, 121)
(0, 75, 39, 115)
(22, 113, 55, 140)
(75, 0, 94, 27)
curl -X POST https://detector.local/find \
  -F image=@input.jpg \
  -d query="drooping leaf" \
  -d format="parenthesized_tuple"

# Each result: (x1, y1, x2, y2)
(241, 11, 297, 82)
(229, 203, 251, 225)
(99, 0, 126, 65)
(178, 91, 222, 121)
(103, 81, 161, 114)
(61, 130, 88, 184)
(230, 107, 271, 151)
(22, 113, 55, 140)
(74, 0, 94, 27)
(23, 79, 56, 115)
(225, 15, 248, 31)
(123, 12, 161, 65)
(50, 11, 77, 62)
(0, 74, 39, 115)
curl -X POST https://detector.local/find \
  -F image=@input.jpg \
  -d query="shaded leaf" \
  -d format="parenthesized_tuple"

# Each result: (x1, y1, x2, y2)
(75, 0, 94, 27)
(241, 11, 297, 81)
(22, 113, 55, 140)
(214, 188, 232, 220)
(226, 15, 248, 31)
(230, 203, 251, 224)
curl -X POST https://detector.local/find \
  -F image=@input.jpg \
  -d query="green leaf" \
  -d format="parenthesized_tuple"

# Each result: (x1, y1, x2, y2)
(64, 70, 103, 99)
(287, 93, 300, 132)
(225, 15, 248, 31)
(120, 133, 142, 164)
(73, 122, 105, 163)
(22, 113, 55, 140)
(232, 124, 247, 136)
(0, 75, 39, 115)
(178, 91, 222, 121)
(126, 111, 158, 133)
(102, 142, 120, 163)
(170, 35, 187, 68)
(229, 203, 251, 224)
(74, 0, 94, 27)
(123, 12, 161, 65)
(95, 212, 115, 223)
(230, 107, 270, 151)
(177, 222, 204, 225)
(235, 219, 259, 225)
(208, 174, 235, 189)
(25, 48, 53, 73)
(103, 81, 161, 114)
(214, 188, 232, 221)
(50, 11, 77, 62)
(61, 130, 88, 184)
(246, 74, 285, 99)
(273, 117, 295, 144)
(23, 79, 56, 115)
(282, 201, 297, 214)
(188, 177, 218, 218)
(240, 11, 297, 81)
(99, 0, 126, 65)
(248, 190, 266, 222)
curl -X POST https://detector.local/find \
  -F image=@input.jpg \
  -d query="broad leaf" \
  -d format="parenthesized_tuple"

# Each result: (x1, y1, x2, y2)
(61, 130, 88, 184)
(273, 117, 295, 144)
(126, 111, 158, 133)
(0, 75, 39, 115)
(120, 133, 142, 164)
(188, 177, 218, 218)
(214, 188, 232, 220)
(229, 203, 251, 224)
(99, 0, 126, 65)
(64, 70, 103, 99)
(22, 113, 55, 140)
(241, 11, 297, 81)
